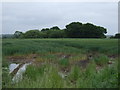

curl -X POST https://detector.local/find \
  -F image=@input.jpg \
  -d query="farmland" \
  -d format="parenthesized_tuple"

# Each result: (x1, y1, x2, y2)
(2, 39, 119, 88)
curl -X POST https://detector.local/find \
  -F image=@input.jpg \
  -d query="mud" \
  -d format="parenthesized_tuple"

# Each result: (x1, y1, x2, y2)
(75, 54, 93, 68)
(76, 60, 89, 68)
(7, 54, 38, 63)
(8, 53, 118, 77)
(107, 54, 118, 60)
(56, 53, 72, 59)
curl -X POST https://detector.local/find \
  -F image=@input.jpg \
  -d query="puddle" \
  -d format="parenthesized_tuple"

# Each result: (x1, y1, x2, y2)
(9, 63, 31, 83)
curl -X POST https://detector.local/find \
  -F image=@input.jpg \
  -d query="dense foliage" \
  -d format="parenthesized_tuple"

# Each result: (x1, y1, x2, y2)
(113, 33, 120, 38)
(13, 22, 107, 38)
(65, 22, 107, 38)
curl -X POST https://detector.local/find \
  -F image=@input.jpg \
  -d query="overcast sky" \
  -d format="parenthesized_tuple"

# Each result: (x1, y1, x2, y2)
(2, 2, 118, 35)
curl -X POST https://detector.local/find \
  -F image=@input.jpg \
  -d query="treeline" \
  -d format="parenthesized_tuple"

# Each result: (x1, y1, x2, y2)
(13, 22, 108, 38)
(110, 33, 120, 38)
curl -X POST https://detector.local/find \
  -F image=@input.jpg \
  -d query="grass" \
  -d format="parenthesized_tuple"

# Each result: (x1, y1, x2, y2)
(68, 65, 80, 81)
(24, 65, 46, 81)
(2, 38, 119, 88)
(59, 58, 69, 67)
(94, 54, 109, 66)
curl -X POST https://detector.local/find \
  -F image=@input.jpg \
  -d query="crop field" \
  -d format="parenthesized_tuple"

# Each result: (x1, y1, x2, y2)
(2, 39, 119, 88)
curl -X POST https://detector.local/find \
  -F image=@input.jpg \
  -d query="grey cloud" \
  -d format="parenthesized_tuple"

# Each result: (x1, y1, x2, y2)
(2, 2, 118, 35)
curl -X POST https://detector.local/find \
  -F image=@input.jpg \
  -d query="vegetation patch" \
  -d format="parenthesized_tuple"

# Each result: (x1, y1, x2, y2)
(2, 39, 119, 88)
(94, 55, 109, 66)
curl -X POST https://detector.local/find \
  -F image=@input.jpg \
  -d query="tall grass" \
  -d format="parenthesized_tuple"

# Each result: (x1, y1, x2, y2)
(2, 39, 119, 88)
(10, 60, 118, 88)
(93, 54, 109, 66)
(2, 39, 118, 56)
(59, 58, 69, 67)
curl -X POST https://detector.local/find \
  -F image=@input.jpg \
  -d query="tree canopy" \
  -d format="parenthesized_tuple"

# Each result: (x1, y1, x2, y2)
(65, 22, 107, 38)
(113, 33, 120, 38)
(14, 31, 23, 38)
(13, 22, 108, 38)
(24, 30, 40, 38)
(50, 26, 60, 30)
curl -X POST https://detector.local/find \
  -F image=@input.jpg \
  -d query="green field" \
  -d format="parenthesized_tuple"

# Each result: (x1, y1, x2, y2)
(2, 39, 119, 88)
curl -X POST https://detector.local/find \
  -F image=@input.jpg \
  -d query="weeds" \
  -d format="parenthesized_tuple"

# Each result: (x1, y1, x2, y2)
(68, 65, 80, 81)
(59, 58, 69, 67)
(2, 39, 118, 88)
(24, 65, 45, 81)
(94, 55, 109, 66)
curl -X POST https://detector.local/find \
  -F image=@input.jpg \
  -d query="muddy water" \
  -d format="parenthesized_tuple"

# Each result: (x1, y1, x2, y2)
(9, 63, 31, 83)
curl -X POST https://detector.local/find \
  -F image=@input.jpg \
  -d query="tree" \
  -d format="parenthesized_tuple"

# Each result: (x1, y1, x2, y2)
(65, 22, 107, 38)
(65, 22, 82, 38)
(47, 29, 65, 38)
(41, 28, 49, 32)
(24, 30, 40, 38)
(114, 33, 120, 38)
(81, 23, 107, 38)
(13, 22, 107, 39)
(50, 26, 60, 30)
(39, 32, 48, 38)
(14, 31, 23, 38)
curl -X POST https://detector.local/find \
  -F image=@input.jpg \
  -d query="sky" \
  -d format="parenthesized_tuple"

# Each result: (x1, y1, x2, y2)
(2, 2, 118, 35)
